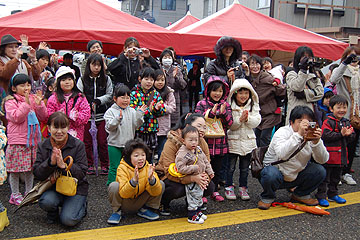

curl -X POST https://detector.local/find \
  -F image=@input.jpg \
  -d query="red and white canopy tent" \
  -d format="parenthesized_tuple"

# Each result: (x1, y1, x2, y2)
(177, 0, 348, 60)
(166, 11, 200, 32)
(0, 0, 180, 56)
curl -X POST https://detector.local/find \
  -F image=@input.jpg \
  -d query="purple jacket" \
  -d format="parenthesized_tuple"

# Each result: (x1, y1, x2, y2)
(195, 75, 233, 156)
(47, 93, 91, 141)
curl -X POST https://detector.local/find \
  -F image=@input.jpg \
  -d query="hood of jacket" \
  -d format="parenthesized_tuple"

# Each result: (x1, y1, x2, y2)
(214, 36, 242, 66)
(204, 75, 230, 103)
(227, 78, 260, 110)
(317, 87, 333, 112)
(268, 65, 284, 82)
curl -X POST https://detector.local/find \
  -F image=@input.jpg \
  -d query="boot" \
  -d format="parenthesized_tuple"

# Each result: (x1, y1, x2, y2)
(0, 208, 9, 232)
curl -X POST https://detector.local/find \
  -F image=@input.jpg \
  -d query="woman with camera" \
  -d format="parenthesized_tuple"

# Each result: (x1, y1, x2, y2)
(330, 46, 360, 186)
(107, 37, 160, 89)
(285, 46, 324, 124)
(0, 34, 41, 94)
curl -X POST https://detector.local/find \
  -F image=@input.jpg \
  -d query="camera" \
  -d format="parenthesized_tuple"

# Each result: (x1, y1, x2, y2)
(351, 55, 360, 63)
(307, 60, 321, 68)
(134, 47, 143, 55)
(305, 122, 319, 140)
(21, 46, 30, 53)
(47, 49, 56, 55)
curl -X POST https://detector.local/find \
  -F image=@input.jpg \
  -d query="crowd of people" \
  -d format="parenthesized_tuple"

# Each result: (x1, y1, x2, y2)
(0, 32, 359, 230)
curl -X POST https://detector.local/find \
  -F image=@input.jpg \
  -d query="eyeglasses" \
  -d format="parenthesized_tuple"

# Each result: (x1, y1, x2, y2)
(249, 63, 260, 67)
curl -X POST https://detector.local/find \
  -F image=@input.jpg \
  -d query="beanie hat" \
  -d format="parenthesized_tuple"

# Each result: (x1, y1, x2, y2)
(36, 49, 50, 60)
(0, 34, 21, 47)
(87, 40, 103, 51)
(55, 66, 75, 81)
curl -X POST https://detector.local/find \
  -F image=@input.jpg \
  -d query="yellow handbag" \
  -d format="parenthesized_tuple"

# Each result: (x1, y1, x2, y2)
(168, 149, 199, 178)
(56, 156, 78, 196)
(204, 109, 225, 138)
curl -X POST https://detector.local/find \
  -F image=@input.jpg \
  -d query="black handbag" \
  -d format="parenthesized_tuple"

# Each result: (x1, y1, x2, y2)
(250, 141, 306, 179)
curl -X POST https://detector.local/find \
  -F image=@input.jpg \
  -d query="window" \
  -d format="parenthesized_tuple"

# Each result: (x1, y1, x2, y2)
(161, 0, 176, 11)
(258, 0, 271, 9)
(296, 0, 345, 11)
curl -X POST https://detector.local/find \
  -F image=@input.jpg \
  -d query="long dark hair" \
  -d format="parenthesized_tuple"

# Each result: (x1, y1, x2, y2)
(232, 87, 254, 110)
(82, 53, 107, 88)
(44, 77, 56, 100)
(206, 81, 225, 102)
(154, 69, 171, 101)
(8, 74, 31, 96)
(55, 73, 81, 104)
(293, 46, 314, 73)
(171, 113, 204, 131)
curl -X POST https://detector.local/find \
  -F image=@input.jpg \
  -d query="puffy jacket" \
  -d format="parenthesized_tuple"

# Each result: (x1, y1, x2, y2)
(46, 93, 91, 141)
(116, 160, 162, 199)
(227, 79, 261, 155)
(157, 88, 176, 136)
(4, 94, 47, 145)
(195, 76, 233, 156)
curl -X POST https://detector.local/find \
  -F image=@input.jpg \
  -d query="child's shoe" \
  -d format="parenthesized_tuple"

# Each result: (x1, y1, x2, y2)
(328, 195, 346, 204)
(197, 211, 207, 220)
(317, 198, 329, 207)
(342, 173, 356, 185)
(225, 186, 237, 200)
(87, 166, 95, 175)
(211, 192, 224, 202)
(100, 167, 109, 175)
(159, 204, 170, 216)
(137, 208, 159, 220)
(9, 193, 23, 206)
(0, 208, 9, 232)
(202, 197, 208, 204)
(107, 211, 122, 225)
(239, 187, 250, 201)
(188, 212, 204, 224)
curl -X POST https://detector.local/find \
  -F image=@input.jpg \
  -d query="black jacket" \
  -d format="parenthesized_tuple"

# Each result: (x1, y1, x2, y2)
(187, 67, 202, 92)
(33, 134, 89, 196)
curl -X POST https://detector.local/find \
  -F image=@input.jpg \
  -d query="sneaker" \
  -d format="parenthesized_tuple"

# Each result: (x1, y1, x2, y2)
(202, 197, 208, 204)
(318, 198, 329, 207)
(225, 186, 236, 200)
(197, 211, 207, 220)
(100, 167, 109, 175)
(239, 187, 250, 201)
(87, 166, 95, 175)
(9, 193, 23, 206)
(137, 208, 159, 220)
(211, 192, 224, 202)
(107, 212, 122, 225)
(187, 213, 204, 224)
(328, 195, 346, 204)
(338, 180, 342, 185)
(159, 204, 170, 216)
(342, 173, 357, 185)
(350, 168, 355, 173)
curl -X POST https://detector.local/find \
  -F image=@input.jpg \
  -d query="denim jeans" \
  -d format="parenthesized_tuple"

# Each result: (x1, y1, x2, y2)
(259, 162, 326, 203)
(254, 127, 273, 147)
(39, 190, 87, 227)
(226, 153, 251, 188)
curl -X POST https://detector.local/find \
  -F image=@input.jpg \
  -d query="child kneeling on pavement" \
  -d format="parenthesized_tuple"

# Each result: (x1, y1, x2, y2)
(107, 139, 165, 224)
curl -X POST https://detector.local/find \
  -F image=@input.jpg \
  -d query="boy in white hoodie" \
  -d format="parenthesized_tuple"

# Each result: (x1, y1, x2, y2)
(104, 84, 146, 185)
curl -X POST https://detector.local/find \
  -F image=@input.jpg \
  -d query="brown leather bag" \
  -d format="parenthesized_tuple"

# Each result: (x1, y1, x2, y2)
(345, 77, 360, 129)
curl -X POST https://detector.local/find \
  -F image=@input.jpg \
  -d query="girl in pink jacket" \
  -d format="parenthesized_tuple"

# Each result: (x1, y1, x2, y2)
(47, 66, 91, 141)
(4, 73, 47, 205)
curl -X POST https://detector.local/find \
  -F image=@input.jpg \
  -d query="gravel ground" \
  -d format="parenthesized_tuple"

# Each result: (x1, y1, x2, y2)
(1, 157, 360, 240)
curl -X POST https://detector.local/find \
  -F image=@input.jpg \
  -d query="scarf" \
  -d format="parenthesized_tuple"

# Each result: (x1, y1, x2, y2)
(0, 56, 28, 75)
(50, 134, 69, 150)
(348, 65, 360, 116)
(27, 110, 41, 147)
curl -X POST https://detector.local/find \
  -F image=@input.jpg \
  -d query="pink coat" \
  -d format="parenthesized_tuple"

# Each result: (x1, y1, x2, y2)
(47, 93, 91, 141)
(157, 89, 176, 136)
(5, 94, 48, 145)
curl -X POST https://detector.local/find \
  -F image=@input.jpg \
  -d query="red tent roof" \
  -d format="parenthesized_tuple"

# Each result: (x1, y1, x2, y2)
(166, 11, 200, 32)
(0, 0, 180, 55)
(177, 1, 348, 60)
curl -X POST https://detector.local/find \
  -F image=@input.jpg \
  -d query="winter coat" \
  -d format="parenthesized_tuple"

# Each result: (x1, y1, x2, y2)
(195, 76, 233, 156)
(4, 94, 47, 145)
(0, 126, 7, 185)
(77, 75, 113, 121)
(116, 160, 162, 199)
(286, 70, 324, 123)
(187, 67, 202, 92)
(107, 53, 160, 89)
(251, 71, 286, 130)
(321, 114, 356, 166)
(155, 129, 211, 184)
(264, 125, 329, 182)
(162, 65, 187, 125)
(314, 87, 333, 127)
(204, 36, 245, 84)
(104, 103, 144, 148)
(227, 79, 261, 155)
(157, 88, 176, 136)
(175, 145, 214, 176)
(130, 85, 165, 133)
(46, 93, 91, 141)
(33, 134, 89, 196)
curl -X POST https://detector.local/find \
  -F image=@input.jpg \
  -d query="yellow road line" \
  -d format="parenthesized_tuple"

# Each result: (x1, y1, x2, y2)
(18, 191, 360, 240)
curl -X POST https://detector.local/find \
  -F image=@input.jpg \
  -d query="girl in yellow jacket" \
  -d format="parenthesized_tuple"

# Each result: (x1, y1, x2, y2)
(107, 138, 164, 225)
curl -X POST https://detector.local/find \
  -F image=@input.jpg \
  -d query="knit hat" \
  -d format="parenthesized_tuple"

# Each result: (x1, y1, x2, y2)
(55, 66, 75, 81)
(87, 40, 103, 51)
(0, 34, 21, 47)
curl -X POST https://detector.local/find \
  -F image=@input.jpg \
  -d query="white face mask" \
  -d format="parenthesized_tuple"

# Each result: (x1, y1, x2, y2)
(162, 58, 173, 67)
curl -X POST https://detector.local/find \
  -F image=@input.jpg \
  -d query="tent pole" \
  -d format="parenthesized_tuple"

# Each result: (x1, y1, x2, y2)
(277, 0, 281, 20)
(329, 7, 333, 27)
(355, 9, 359, 28)
(303, 5, 309, 28)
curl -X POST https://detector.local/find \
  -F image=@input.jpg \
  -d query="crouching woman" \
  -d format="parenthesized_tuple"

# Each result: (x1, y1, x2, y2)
(33, 112, 88, 226)
(107, 139, 165, 225)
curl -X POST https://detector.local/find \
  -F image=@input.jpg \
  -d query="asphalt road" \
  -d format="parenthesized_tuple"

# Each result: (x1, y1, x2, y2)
(1, 157, 360, 240)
